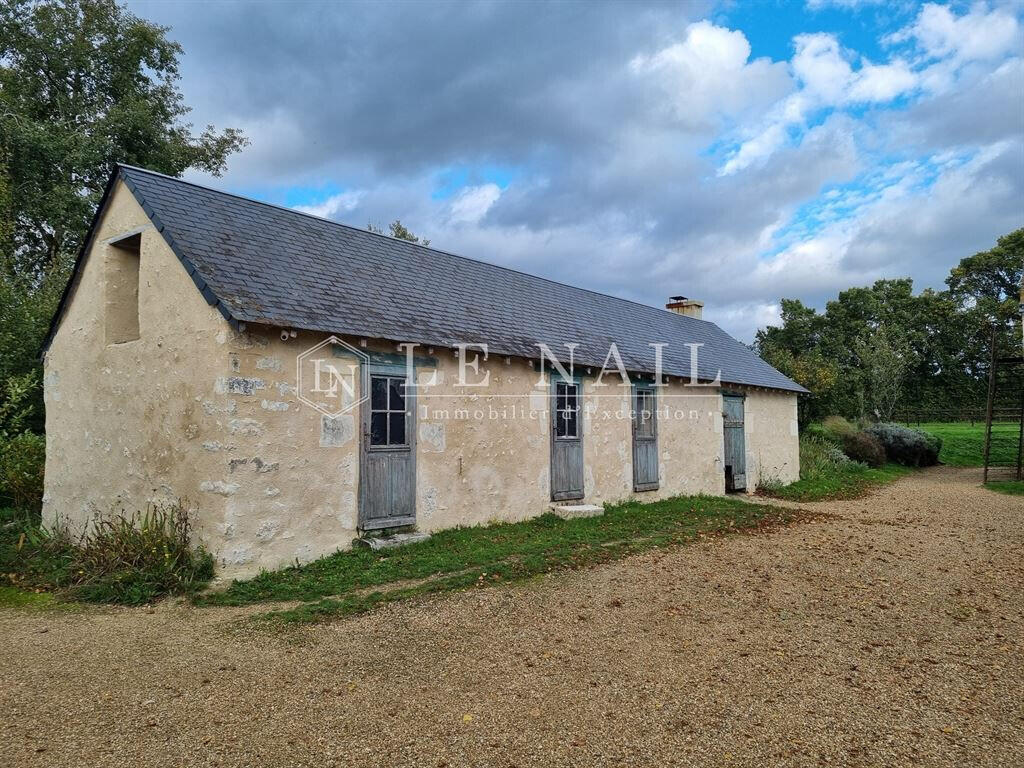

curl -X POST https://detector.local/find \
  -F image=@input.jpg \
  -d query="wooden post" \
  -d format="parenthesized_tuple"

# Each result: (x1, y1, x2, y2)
(1017, 374, 1023, 481)
(982, 327, 997, 484)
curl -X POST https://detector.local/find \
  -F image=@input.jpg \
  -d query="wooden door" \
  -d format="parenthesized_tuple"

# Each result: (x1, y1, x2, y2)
(723, 394, 746, 492)
(632, 386, 659, 491)
(360, 372, 416, 530)
(550, 380, 584, 501)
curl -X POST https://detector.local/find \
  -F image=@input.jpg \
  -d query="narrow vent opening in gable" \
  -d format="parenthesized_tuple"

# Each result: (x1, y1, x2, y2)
(105, 233, 141, 344)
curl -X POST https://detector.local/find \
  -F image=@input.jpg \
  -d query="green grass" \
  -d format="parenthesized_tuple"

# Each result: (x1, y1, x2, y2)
(0, 585, 71, 611)
(985, 480, 1024, 496)
(0, 509, 69, 588)
(0, 505, 213, 605)
(759, 434, 911, 502)
(201, 495, 809, 624)
(909, 421, 1020, 467)
(763, 462, 910, 502)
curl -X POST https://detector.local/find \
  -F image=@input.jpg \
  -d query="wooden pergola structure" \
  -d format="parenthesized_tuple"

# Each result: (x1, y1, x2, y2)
(982, 303, 1024, 482)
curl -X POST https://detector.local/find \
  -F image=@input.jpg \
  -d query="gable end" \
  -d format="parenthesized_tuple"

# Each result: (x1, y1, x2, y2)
(41, 167, 238, 356)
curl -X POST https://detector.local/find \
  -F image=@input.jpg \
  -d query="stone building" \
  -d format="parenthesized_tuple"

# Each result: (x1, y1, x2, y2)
(42, 166, 806, 577)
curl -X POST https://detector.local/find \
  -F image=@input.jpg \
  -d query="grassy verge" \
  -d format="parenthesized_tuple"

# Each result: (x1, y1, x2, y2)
(0, 585, 75, 612)
(985, 480, 1024, 496)
(760, 434, 911, 502)
(0, 504, 213, 606)
(763, 462, 910, 502)
(201, 495, 812, 624)
(909, 421, 1020, 467)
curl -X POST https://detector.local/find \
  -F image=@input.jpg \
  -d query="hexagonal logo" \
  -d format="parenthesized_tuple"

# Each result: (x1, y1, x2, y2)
(296, 335, 370, 417)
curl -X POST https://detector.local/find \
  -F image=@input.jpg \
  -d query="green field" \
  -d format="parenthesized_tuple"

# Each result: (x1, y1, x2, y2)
(909, 421, 1021, 467)
(985, 481, 1024, 496)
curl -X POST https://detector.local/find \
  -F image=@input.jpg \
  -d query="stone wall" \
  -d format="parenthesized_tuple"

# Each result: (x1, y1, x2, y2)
(44, 180, 798, 579)
(742, 387, 801, 489)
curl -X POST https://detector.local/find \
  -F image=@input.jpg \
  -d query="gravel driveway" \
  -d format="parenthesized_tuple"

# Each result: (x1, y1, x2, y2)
(2, 466, 1022, 767)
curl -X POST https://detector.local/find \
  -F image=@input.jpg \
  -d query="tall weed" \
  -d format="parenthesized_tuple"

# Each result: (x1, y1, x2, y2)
(3, 501, 214, 604)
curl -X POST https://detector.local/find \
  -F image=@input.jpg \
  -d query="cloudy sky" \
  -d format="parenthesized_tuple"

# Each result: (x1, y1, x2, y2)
(129, 0, 1023, 341)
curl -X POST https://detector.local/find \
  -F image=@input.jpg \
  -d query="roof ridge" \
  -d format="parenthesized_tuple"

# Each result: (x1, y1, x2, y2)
(116, 163, 714, 327)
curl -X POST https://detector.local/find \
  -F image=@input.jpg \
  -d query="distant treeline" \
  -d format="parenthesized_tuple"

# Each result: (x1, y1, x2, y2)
(754, 229, 1023, 425)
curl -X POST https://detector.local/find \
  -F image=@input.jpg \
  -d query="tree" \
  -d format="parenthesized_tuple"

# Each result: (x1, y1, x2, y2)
(946, 228, 1023, 326)
(854, 325, 910, 421)
(755, 299, 840, 422)
(946, 229, 1023, 361)
(368, 219, 430, 246)
(754, 253, 1015, 423)
(0, 0, 248, 282)
(0, 0, 246, 435)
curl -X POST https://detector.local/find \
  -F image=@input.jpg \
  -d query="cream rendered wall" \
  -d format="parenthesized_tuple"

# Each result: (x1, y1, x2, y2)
(741, 388, 800, 489)
(414, 363, 726, 526)
(45, 180, 791, 579)
(43, 181, 362, 578)
(414, 355, 549, 530)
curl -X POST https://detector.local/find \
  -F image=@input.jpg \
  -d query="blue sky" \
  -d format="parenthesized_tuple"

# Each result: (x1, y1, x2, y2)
(130, 0, 1023, 341)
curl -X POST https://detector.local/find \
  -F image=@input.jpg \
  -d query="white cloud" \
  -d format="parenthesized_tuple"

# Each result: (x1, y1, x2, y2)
(848, 59, 918, 101)
(895, 2, 1021, 63)
(448, 183, 502, 224)
(720, 123, 788, 176)
(154, 2, 1021, 343)
(791, 33, 854, 103)
(720, 27, 938, 175)
(746, 140, 1021, 314)
(720, 3, 1023, 176)
(293, 190, 364, 218)
(630, 20, 791, 127)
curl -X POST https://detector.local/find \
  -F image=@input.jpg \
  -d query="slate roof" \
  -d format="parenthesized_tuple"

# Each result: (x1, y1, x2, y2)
(49, 165, 807, 394)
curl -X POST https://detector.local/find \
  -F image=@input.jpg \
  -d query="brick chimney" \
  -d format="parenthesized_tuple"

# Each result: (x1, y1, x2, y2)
(666, 295, 703, 320)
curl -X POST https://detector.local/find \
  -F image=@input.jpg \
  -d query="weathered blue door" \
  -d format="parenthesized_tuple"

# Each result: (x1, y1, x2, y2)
(360, 372, 416, 530)
(723, 394, 746, 492)
(550, 379, 584, 501)
(632, 386, 659, 491)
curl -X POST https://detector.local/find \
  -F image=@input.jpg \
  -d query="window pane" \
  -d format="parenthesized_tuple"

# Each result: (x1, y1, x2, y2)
(370, 412, 387, 445)
(371, 377, 388, 410)
(636, 390, 654, 438)
(388, 412, 406, 445)
(389, 378, 406, 411)
(564, 383, 578, 408)
(563, 407, 578, 438)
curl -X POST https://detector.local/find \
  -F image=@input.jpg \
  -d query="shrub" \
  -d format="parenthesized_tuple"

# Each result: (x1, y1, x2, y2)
(798, 435, 859, 478)
(865, 422, 942, 467)
(840, 430, 886, 468)
(804, 423, 841, 448)
(8, 501, 214, 604)
(822, 415, 856, 438)
(0, 432, 45, 511)
(758, 434, 909, 502)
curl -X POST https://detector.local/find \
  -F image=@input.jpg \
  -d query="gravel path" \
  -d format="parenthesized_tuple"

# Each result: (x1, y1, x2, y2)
(2, 467, 1022, 767)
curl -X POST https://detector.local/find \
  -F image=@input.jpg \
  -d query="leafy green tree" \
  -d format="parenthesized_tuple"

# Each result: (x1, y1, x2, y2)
(946, 228, 1023, 326)
(946, 228, 1023, 361)
(755, 237, 1021, 423)
(0, 270, 62, 433)
(368, 219, 430, 246)
(0, 0, 247, 281)
(853, 324, 910, 421)
(0, 0, 246, 435)
(755, 299, 840, 422)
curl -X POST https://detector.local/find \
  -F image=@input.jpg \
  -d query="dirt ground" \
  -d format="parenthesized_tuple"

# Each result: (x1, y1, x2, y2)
(1, 466, 1022, 768)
